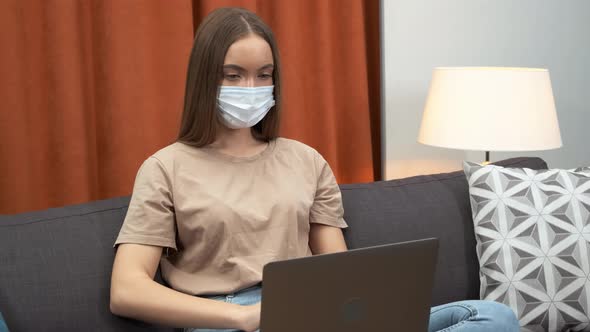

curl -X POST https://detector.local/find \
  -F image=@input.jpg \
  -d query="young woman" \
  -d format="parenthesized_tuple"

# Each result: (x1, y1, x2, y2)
(110, 7, 519, 332)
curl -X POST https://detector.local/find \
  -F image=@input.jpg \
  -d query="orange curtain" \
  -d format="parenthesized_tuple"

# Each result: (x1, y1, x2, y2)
(0, 0, 380, 214)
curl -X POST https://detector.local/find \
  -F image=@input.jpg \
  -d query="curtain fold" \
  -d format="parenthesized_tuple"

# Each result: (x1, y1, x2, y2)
(0, 0, 380, 214)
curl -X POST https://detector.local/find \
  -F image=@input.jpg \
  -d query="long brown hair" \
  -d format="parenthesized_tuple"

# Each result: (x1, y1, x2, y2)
(177, 7, 282, 146)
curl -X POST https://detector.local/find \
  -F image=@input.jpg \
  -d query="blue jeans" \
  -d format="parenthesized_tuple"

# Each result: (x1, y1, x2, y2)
(0, 311, 9, 332)
(185, 285, 262, 332)
(185, 285, 519, 332)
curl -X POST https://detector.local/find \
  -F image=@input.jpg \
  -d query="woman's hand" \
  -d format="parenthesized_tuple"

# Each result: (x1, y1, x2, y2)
(236, 302, 261, 332)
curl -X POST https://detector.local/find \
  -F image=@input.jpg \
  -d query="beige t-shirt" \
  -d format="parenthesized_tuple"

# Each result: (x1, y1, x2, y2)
(114, 137, 348, 296)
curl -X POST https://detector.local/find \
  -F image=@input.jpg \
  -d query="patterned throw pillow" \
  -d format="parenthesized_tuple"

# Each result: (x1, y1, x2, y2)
(463, 162, 590, 332)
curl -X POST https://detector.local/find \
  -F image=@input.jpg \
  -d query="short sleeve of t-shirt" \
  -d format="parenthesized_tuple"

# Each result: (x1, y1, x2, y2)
(114, 156, 177, 250)
(310, 153, 348, 228)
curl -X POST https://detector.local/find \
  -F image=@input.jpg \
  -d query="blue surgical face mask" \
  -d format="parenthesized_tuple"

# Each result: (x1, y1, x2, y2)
(217, 85, 275, 129)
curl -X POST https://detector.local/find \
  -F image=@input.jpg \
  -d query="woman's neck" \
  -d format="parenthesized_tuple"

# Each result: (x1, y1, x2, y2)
(210, 127, 268, 157)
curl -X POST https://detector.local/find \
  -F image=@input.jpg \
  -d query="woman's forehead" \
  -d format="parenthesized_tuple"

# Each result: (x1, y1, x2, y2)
(224, 35, 273, 67)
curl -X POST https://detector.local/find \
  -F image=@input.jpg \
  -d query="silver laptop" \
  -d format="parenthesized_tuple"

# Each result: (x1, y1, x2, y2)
(260, 238, 439, 332)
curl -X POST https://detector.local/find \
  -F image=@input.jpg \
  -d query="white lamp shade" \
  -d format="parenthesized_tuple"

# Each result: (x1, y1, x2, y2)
(418, 67, 562, 151)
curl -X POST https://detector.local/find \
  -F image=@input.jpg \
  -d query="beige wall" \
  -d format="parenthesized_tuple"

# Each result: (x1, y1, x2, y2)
(382, 0, 590, 179)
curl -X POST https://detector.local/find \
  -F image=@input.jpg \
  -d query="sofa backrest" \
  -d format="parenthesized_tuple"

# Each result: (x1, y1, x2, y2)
(340, 157, 548, 306)
(0, 197, 173, 332)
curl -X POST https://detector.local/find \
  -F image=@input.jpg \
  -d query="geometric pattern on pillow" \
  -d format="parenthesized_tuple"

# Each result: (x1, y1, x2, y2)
(463, 162, 590, 332)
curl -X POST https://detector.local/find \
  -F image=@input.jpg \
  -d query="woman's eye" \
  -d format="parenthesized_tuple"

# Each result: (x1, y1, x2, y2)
(225, 74, 240, 80)
(259, 74, 272, 79)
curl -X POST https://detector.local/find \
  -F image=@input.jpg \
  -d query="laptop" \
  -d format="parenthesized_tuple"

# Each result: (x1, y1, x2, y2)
(260, 237, 439, 332)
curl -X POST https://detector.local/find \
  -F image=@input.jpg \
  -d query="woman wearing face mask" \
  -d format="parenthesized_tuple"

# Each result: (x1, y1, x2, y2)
(110, 7, 519, 332)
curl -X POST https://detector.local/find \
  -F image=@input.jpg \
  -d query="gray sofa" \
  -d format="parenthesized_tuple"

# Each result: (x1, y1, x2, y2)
(0, 157, 547, 331)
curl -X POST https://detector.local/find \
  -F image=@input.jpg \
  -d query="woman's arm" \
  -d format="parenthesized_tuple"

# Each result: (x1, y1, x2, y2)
(308, 223, 348, 255)
(110, 243, 260, 331)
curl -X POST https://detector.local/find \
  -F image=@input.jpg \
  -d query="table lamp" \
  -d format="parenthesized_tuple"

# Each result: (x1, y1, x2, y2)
(417, 67, 562, 163)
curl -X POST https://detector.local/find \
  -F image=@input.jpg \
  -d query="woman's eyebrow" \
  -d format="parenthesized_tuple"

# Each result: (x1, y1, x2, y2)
(223, 64, 274, 71)
(223, 64, 245, 71)
(258, 64, 274, 71)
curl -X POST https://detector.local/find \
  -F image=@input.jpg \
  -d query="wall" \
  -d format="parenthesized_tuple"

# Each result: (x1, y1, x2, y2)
(382, 0, 590, 179)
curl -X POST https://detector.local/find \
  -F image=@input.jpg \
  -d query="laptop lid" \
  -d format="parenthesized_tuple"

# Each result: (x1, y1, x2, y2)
(260, 238, 439, 332)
